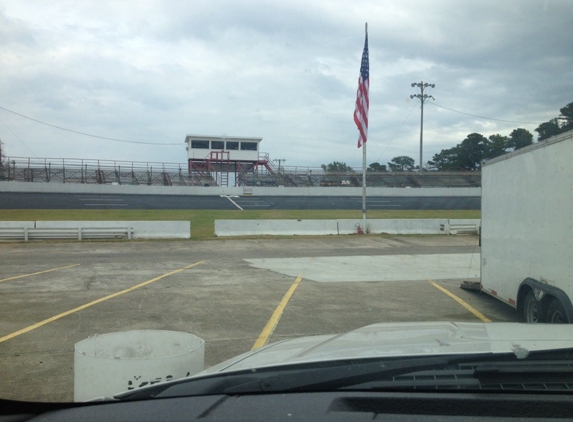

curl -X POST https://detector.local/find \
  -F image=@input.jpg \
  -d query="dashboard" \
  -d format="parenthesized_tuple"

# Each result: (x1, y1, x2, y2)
(3, 391, 573, 422)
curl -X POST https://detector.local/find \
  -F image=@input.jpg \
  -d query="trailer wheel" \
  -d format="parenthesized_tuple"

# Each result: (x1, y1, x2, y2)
(546, 298, 569, 324)
(523, 291, 544, 323)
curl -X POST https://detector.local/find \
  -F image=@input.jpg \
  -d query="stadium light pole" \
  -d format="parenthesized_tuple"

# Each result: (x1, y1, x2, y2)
(410, 82, 435, 171)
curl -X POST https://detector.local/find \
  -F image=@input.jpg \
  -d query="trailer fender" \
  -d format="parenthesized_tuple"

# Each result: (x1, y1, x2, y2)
(518, 278, 573, 323)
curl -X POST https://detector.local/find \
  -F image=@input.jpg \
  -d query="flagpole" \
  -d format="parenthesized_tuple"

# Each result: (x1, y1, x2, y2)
(362, 131, 367, 231)
(362, 22, 367, 232)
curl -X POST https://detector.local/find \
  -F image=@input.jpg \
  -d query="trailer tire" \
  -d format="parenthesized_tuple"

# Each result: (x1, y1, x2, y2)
(523, 291, 544, 323)
(546, 298, 569, 324)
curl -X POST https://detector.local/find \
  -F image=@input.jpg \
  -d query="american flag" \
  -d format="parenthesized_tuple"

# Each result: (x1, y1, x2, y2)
(354, 29, 369, 148)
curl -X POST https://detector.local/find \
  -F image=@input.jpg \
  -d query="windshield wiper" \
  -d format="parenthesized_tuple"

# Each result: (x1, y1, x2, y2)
(115, 349, 573, 400)
(223, 355, 483, 394)
(116, 354, 492, 400)
(114, 355, 480, 401)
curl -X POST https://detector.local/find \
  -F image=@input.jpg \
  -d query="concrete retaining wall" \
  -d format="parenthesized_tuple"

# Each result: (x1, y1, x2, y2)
(0, 221, 36, 228)
(247, 186, 480, 197)
(215, 220, 339, 236)
(1, 181, 480, 197)
(337, 219, 450, 235)
(215, 219, 481, 237)
(0, 181, 241, 196)
(0, 221, 190, 239)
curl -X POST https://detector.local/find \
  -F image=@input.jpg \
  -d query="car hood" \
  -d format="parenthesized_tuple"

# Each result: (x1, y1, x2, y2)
(199, 322, 573, 375)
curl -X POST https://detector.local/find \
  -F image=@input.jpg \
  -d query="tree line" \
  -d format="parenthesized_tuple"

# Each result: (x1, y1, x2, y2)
(323, 101, 572, 173)
(427, 101, 572, 171)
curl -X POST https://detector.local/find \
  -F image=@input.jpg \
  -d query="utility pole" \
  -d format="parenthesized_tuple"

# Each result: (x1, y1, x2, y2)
(273, 158, 286, 173)
(0, 138, 4, 168)
(410, 82, 435, 171)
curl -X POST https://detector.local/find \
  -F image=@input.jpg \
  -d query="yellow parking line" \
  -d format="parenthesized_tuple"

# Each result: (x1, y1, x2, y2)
(0, 261, 205, 344)
(0, 264, 80, 283)
(252, 259, 315, 350)
(429, 281, 491, 322)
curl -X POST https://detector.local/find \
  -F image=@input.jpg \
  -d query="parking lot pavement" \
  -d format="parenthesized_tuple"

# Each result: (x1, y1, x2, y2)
(245, 253, 481, 282)
(0, 235, 517, 402)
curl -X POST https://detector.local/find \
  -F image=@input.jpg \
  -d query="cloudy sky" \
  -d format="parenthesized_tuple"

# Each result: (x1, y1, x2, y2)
(0, 0, 571, 169)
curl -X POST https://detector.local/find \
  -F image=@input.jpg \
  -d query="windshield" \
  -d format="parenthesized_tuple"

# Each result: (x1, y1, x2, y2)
(0, 0, 572, 404)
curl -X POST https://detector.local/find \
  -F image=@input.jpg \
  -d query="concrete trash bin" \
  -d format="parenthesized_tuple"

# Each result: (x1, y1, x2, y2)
(74, 330, 204, 402)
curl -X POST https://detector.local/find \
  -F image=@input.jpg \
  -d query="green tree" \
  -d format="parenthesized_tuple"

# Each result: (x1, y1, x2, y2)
(485, 134, 509, 159)
(535, 101, 573, 141)
(456, 133, 488, 170)
(428, 147, 462, 171)
(388, 156, 415, 172)
(507, 128, 533, 151)
(535, 118, 561, 141)
(558, 102, 573, 131)
(321, 161, 353, 173)
(367, 162, 386, 172)
(429, 133, 487, 171)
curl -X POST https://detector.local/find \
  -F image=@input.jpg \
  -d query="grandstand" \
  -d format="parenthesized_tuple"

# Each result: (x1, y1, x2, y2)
(0, 133, 481, 188)
(1, 156, 481, 188)
(1, 158, 207, 186)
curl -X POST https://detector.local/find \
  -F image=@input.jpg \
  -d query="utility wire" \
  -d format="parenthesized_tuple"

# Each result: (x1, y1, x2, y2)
(373, 102, 417, 164)
(0, 104, 180, 145)
(429, 102, 537, 125)
(0, 117, 37, 157)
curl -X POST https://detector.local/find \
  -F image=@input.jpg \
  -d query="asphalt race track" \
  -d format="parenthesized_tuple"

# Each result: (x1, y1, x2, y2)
(0, 192, 480, 210)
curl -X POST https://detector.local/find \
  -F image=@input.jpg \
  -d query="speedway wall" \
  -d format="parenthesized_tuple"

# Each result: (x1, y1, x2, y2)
(0, 181, 480, 197)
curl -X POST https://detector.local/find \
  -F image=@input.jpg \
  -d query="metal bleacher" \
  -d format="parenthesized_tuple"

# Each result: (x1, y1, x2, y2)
(1, 157, 216, 187)
(1, 157, 481, 188)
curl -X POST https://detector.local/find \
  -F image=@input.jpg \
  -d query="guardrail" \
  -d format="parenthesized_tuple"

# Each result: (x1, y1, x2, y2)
(0, 221, 191, 240)
(0, 227, 133, 241)
(441, 222, 480, 235)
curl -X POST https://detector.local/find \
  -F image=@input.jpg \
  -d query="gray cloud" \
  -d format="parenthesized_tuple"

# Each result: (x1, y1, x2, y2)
(0, 0, 571, 168)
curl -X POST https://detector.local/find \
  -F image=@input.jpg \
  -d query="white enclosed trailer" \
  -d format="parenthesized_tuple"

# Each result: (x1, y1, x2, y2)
(480, 129, 573, 323)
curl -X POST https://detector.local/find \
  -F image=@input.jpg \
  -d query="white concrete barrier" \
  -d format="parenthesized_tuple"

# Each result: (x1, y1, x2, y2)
(249, 186, 480, 197)
(0, 181, 242, 196)
(0, 221, 35, 228)
(1, 181, 480, 198)
(215, 220, 339, 236)
(337, 219, 450, 235)
(215, 219, 481, 237)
